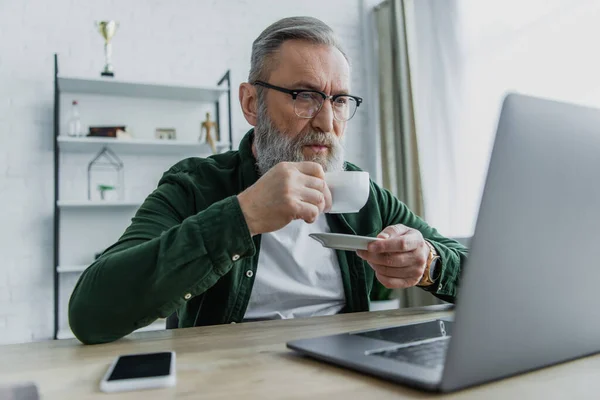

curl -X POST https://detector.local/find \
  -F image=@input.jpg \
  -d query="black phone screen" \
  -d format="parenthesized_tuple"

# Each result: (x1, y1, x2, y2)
(107, 352, 172, 381)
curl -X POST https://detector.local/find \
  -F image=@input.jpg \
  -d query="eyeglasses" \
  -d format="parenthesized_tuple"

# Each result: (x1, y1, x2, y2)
(252, 81, 362, 122)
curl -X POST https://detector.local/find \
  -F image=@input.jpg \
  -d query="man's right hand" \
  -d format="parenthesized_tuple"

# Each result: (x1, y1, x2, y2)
(237, 162, 332, 236)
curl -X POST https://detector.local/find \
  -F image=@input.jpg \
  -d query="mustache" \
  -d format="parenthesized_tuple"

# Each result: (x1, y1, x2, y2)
(293, 131, 339, 148)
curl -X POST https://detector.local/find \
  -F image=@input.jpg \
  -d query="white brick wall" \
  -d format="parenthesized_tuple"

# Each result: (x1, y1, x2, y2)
(0, 0, 377, 344)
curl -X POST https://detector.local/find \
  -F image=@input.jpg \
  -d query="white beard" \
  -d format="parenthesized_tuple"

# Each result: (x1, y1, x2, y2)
(253, 100, 345, 175)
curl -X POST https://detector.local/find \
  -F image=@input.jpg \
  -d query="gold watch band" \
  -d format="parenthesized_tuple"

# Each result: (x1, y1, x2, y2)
(417, 240, 440, 287)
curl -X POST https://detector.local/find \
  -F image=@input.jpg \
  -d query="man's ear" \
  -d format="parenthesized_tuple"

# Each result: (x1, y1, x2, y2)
(239, 82, 258, 126)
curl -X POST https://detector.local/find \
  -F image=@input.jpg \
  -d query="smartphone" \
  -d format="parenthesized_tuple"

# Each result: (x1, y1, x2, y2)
(99, 351, 176, 393)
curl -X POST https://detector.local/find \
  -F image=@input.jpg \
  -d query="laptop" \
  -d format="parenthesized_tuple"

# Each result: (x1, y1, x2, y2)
(287, 93, 600, 392)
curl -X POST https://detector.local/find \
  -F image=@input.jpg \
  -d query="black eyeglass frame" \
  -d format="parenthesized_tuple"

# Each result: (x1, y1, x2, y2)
(252, 80, 363, 121)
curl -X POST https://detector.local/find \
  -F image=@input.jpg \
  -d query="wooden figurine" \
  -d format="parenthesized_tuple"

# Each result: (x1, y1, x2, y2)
(201, 112, 218, 154)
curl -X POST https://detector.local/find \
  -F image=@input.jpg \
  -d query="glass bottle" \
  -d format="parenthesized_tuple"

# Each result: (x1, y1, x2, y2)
(68, 100, 82, 137)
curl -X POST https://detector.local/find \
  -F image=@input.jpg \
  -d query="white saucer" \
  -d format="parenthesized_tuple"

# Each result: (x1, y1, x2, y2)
(308, 233, 382, 251)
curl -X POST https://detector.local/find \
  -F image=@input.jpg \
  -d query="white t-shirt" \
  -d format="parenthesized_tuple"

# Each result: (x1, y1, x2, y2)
(243, 214, 346, 321)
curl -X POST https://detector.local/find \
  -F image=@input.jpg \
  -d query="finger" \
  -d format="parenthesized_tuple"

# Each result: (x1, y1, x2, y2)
(302, 175, 327, 191)
(369, 263, 424, 279)
(295, 161, 325, 179)
(368, 231, 423, 253)
(356, 249, 422, 268)
(375, 271, 416, 289)
(294, 201, 320, 223)
(300, 175, 332, 213)
(377, 224, 411, 239)
(298, 187, 326, 212)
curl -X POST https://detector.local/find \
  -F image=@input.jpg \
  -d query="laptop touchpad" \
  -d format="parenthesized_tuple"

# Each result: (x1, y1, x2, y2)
(354, 320, 452, 345)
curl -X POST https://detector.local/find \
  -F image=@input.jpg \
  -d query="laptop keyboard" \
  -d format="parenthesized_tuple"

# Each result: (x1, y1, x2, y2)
(370, 338, 450, 369)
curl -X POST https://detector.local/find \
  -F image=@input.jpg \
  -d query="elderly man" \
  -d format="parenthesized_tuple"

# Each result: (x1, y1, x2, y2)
(69, 17, 467, 344)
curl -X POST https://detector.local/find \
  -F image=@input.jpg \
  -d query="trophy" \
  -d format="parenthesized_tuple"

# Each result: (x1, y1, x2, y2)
(96, 21, 119, 77)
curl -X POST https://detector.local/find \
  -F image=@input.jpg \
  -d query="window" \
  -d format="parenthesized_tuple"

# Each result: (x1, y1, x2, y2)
(420, 0, 600, 236)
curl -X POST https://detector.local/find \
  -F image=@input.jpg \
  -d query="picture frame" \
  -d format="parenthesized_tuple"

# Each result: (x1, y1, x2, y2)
(155, 128, 176, 140)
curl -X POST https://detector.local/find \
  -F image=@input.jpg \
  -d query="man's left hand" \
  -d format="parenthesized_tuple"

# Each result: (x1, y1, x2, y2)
(356, 224, 429, 289)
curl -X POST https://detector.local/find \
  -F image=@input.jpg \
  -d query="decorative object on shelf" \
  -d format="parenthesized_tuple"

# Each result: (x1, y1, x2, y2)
(88, 125, 126, 138)
(116, 129, 133, 140)
(87, 147, 124, 201)
(97, 20, 119, 77)
(68, 100, 83, 137)
(200, 112, 218, 153)
(97, 184, 116, 200)
(155, 128, 177, 140)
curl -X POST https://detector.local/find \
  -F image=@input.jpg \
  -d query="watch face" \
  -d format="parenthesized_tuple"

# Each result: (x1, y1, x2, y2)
(430, 258, 441, 280)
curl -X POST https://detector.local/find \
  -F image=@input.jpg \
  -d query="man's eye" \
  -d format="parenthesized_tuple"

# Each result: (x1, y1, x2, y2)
(335, 97, 349, 105)
(298, 92, 314, 100)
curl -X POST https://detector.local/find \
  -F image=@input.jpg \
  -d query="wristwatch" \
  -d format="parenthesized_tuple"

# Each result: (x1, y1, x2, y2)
(417, 240, 441, 287)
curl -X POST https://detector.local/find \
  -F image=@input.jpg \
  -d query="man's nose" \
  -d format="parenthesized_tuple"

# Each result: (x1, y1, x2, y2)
(310, 99, 334, 133)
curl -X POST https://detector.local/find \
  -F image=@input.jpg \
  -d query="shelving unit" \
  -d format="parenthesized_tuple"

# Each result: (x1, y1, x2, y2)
(58, 76, 227, 102)
(58, 136, 231, 155)
(56, 265, 88, 273)
(57, 200, 143, 208)
(53, 54, 233, 339)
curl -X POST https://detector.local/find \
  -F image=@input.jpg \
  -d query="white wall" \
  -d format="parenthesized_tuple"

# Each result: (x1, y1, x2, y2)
(0, 0, 376, 344)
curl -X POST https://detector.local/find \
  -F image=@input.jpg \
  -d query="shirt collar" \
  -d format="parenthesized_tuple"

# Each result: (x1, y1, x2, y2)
(238, 128, 261, 190)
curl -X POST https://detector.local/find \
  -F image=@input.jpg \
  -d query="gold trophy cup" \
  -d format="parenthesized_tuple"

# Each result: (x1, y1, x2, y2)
(96, 21, 119, 77)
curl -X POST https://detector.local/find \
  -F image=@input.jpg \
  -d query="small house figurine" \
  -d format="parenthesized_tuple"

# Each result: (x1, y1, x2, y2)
(87, 147, 124, 201)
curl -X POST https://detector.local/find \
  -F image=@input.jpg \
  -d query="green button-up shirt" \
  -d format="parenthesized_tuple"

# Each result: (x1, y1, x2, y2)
(69, 130, 468, 344)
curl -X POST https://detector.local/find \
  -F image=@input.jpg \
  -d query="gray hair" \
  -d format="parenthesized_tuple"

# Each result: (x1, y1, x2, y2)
(248, 16, 348, 83)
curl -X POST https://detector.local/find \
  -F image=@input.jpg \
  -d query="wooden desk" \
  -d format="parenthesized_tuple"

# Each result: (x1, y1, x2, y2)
(1, 305, 598, 399)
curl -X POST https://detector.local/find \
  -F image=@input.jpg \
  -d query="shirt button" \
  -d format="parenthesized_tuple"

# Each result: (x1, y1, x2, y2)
(232, 254, 240, 261)
(438, 284, 443, 291)
(184, 293, 192, 300)
(245, 270, 254, 278)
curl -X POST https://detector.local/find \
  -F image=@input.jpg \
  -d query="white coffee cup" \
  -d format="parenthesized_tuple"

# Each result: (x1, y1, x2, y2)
(325, 171, 370, 214)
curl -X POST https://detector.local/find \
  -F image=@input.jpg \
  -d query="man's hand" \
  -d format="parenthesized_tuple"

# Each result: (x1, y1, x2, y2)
(237, 162, 332, 236)
(356, 224, 430, 289)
